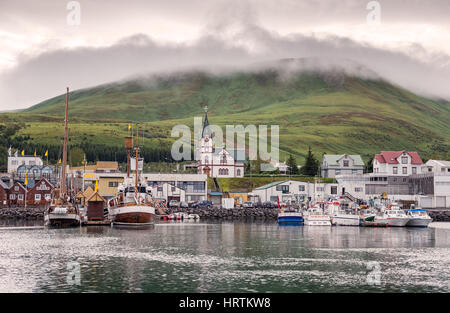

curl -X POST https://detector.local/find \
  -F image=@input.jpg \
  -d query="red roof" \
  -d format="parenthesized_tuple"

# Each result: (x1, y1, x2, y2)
(374, 151, 423, 165)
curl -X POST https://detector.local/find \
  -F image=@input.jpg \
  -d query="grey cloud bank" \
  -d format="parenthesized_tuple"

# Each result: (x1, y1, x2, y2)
(0, 0, 450, 109)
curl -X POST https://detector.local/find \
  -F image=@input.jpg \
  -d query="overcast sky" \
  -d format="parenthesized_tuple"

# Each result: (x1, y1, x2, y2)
(1, 0, 450, 110)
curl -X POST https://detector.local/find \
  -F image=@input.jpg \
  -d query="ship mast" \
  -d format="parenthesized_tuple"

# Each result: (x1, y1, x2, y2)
(60, 87, 69, 201)
(135, 128, 139, 204)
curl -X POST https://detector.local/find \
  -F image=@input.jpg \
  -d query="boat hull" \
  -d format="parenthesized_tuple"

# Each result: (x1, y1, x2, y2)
(332, 214, 360, 226)
(406, 217, 432, 227)
(278, 213, 303, 225)
(110, 205, 156, 225)
(375, 217, 410, 227)
(44, 214, 81, 227)
(304, 215, 331, 226)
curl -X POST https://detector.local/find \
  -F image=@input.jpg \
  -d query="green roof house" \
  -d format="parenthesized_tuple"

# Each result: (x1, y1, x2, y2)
(321, 154, 364, 178)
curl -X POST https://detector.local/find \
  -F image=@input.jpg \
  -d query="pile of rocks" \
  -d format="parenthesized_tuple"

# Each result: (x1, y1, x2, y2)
(427, 209, 450, 222)
(0, 206, 46, 220)
(165, 206, 279, 220)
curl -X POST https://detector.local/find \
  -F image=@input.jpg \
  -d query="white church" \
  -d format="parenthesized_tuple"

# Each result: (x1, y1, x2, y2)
(197, 109, 245, 178)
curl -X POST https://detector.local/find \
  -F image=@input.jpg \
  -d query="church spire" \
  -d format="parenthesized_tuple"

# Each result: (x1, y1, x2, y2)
(201, 105, 212, 138)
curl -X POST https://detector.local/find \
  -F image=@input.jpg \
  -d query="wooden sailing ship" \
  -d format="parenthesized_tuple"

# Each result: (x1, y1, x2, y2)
(108, 130, 156, 225)
(44, 88, 81, 227)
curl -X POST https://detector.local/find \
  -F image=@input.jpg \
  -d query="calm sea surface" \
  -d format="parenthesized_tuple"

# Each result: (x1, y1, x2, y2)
(0, 219, 449, 293)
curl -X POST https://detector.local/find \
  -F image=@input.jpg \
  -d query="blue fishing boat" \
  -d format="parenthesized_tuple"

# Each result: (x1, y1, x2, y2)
(277, 211, 303, 225)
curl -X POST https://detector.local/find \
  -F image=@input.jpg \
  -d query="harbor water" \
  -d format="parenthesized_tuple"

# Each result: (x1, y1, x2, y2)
(0, 220, 449, 293)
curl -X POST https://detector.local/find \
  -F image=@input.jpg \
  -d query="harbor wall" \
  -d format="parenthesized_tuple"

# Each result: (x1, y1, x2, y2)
(0, 206, 46, 219)
(427, 209, 450, 222)
(165, 207, 279, 220)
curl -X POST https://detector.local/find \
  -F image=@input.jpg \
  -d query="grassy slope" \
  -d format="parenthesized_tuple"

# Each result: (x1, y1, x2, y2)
(3, 70, 449, 163)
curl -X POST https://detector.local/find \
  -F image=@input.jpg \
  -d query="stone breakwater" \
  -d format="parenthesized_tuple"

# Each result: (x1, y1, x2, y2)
(427, 209, 450, 222)
(165, 207, 279, 220)
(0, 207, 46, 220)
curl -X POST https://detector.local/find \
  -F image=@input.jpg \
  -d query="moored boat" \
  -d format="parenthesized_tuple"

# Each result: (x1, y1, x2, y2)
(374, 204, 410, 227)
(406, 208, 432, 227)
(277, 211, 303, 225)
(331, 202, 360, 226)
(304, 206, 331, 226)
(108, 132, 156, 226)
(44, 88, 81, 228)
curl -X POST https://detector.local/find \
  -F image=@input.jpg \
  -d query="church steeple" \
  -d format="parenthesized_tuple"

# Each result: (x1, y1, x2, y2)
(201, 105, 212, 138)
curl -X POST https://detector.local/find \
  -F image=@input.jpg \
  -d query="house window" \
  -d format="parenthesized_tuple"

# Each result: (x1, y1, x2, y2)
(108, 182, 118, 187)
(45, 194, 51, 201)
(335, 169, 341, 175)
(221, 155, 227, 164)
(276, 185, 289, 193)
(18, 194, 24, 201)
(12, 160, 18, 165)
(343, 160, 349, 167)
(393, 167, 398, 174)
(14, 186, 19, 191)
(237, 169, 241, 176)
(171, 186, 176, 192)
(317, 187, 324, 192)
(352, 169, 358, 174)
(35, 194, 41, 201)
(299, 185, 305, 191)
(401, 156, 408, 164)
(10, 194, 15, 200)
(355, 187, 363, 192)
(412, 167, 417, 174)
(402, 167, 407, 174)
(157, 186, 163, 192)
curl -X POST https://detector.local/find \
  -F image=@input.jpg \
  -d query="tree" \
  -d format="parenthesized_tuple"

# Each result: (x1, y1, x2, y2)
(300, 146, 319, 176)
(69, 147, 85, 166)
(286, 154, 299, 175)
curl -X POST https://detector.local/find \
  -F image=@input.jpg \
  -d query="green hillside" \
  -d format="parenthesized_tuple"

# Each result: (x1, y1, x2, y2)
(3, 68, 450, 164)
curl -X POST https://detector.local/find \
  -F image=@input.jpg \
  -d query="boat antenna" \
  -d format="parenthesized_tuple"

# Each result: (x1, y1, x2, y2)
(60, 87, 69, 201)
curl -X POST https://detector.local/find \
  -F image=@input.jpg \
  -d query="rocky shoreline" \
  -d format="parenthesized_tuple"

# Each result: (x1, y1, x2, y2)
(165, 207, 279, 220)
(2, 206, 450, 222)
(0, 207, 46, 220)
(427, 209, 450, 222)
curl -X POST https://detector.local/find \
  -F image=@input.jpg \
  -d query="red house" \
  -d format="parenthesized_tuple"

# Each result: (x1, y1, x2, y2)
(0, 181, 9, 207)
(27, 178, 54, 205)
(9, 182, 27, 206)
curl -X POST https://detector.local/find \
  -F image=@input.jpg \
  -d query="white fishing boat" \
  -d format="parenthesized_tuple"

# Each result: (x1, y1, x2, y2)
(44, 88, 81, 227)
(406, 208, 432, 227)
(187, 214, 200, 220)
(303, 205, 331, 226)
(329, 202, 360, 226)
(374, 204, 410, 227)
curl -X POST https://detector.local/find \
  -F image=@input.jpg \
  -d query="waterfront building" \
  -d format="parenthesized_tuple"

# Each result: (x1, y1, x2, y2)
(81, 172, 208, 202)
(8, 182, 27, 206)
(0, 181, 8, 206)
(373, 151, 423, 175)
(26, 178, 54, 205)
(7, 153, 44, 174)
(321, 154, 364, 178)
(251, 180, 338, 203)
(421, 160, 450, 174)
(150, 182, 186, 202)
(196, 109, 245, 178)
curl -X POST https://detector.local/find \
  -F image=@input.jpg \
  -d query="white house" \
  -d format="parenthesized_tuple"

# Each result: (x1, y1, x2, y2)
(197, 109, 245, 178)
(252, 180, 338, 203)
(8, 153, 44, 173)
(150, 182, 186, 202)
(421, 160, 450, 174)
(321, 154, 364, 178)
(373, 151, 423, 175)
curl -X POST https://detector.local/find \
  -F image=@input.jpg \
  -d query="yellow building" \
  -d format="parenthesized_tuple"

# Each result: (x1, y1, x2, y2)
(226, 191, 249, 205)
(97, 175, 124, 198)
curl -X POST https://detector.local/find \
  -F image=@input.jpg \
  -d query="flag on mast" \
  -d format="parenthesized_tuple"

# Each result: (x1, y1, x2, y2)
(21, 150, 24, 156)
(24, 170, 28, 186)
(44, 150, 48, 157)
(34, 150, 36, 157)
(94, 180, 98, 192)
